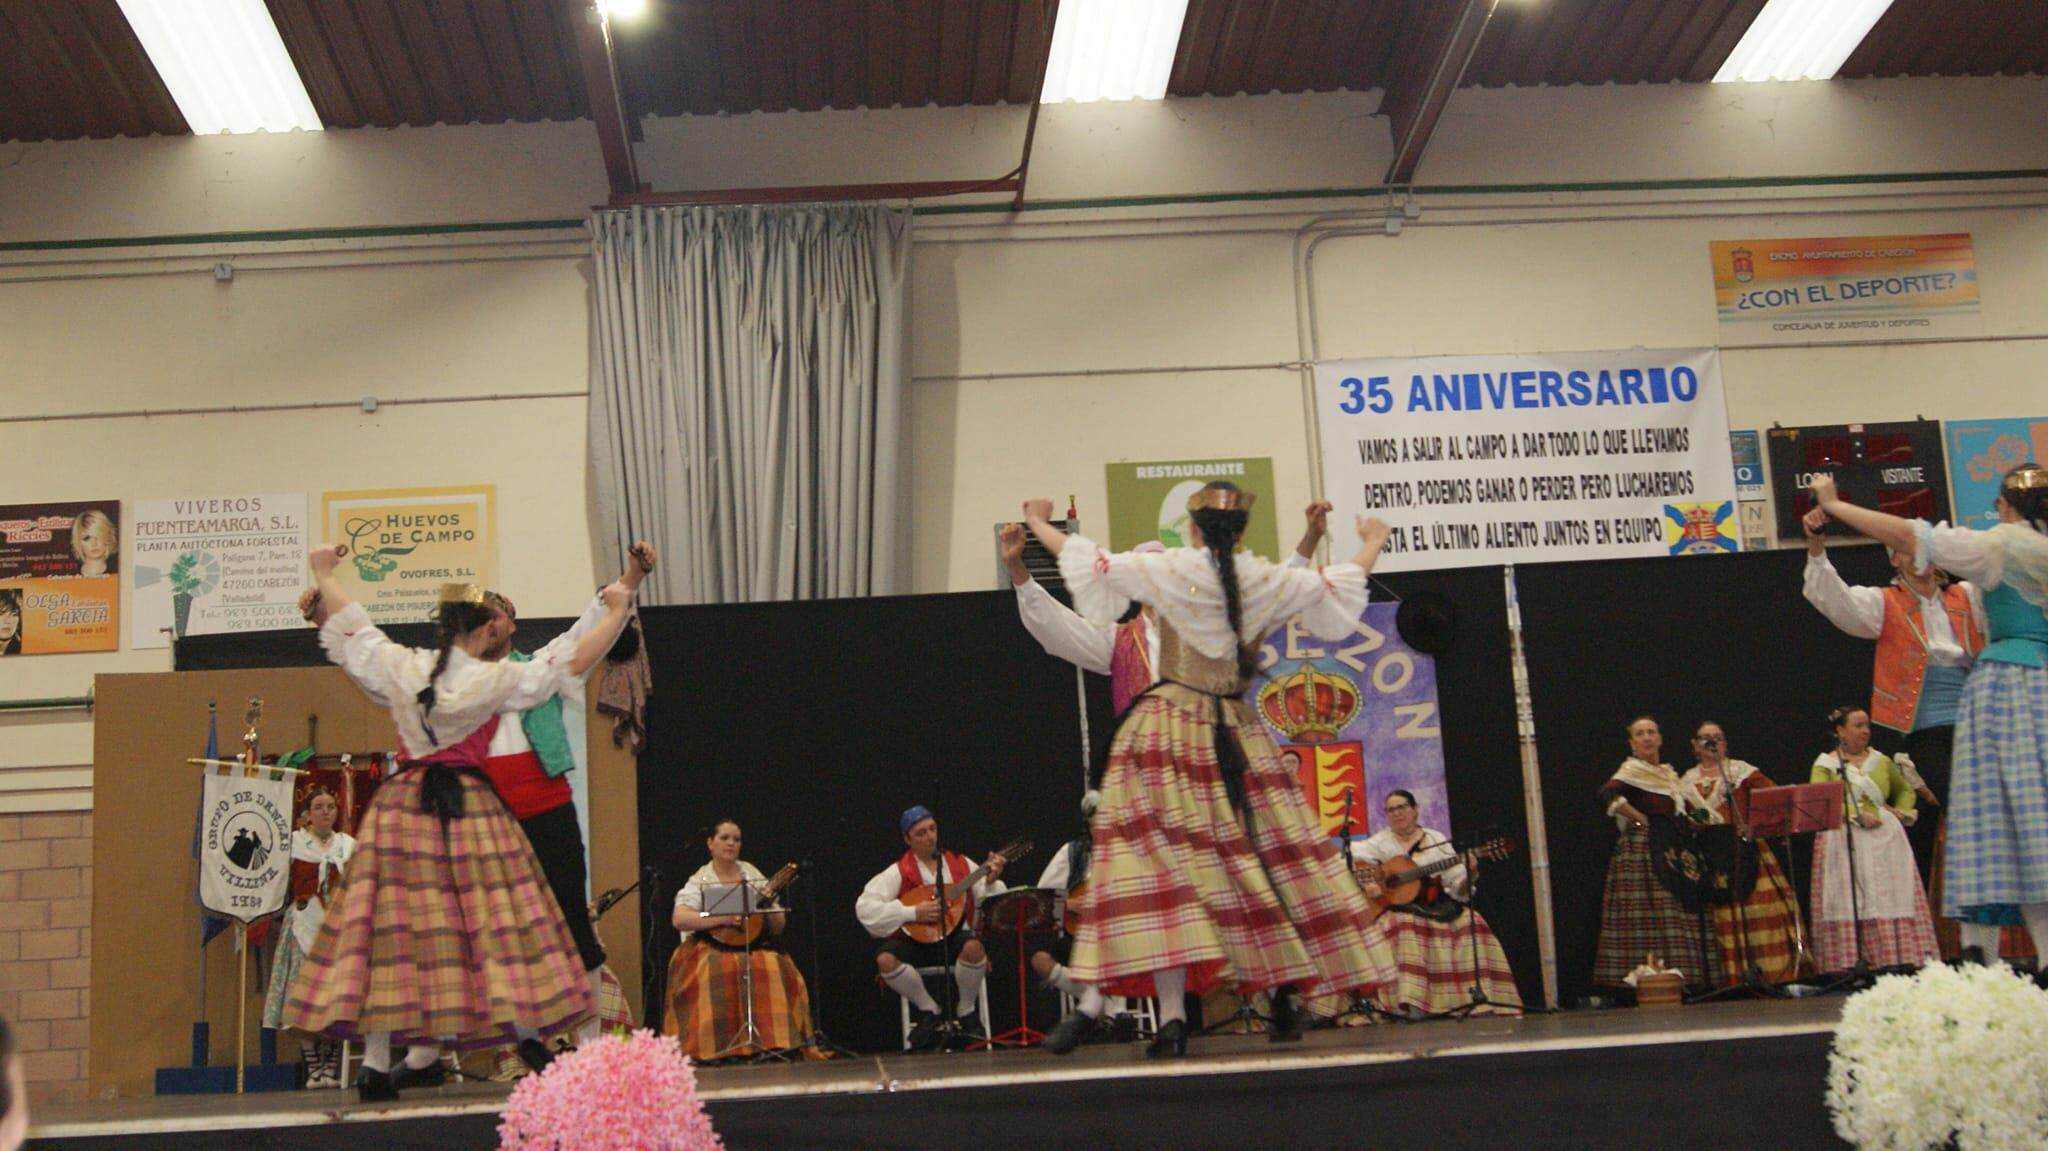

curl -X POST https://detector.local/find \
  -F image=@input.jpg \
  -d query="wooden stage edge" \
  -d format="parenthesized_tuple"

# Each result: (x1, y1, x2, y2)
(29, 999, 1844, 1141)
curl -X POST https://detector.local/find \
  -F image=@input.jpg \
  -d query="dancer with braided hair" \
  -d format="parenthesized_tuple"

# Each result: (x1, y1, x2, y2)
(285, 543, 649, 1100)
(1024, 484, 1397, 1057)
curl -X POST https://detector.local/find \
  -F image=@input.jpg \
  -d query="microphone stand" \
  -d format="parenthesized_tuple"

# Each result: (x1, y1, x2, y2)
(1815, 742, 1878, 994)
(1428, 827, 1512, 1020)
(781, 857, 856, 1061)
(1686, 746, 1788, 1003)
(1333, 789, 1385, 1026)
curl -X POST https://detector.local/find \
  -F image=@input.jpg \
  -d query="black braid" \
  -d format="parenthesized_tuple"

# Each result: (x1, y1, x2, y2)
(417, 600, 494, 740)
(1191, 501, 1256, 681)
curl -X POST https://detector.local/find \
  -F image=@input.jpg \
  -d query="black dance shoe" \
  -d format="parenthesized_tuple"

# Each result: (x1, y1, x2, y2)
(1144, 1018, 1187, 1058)
(355, 1068, 398, 1103)
(1267, 987, 1311, 1043)
(517, 1038, 555, 1073)
(1042, 1012, 1103, 1056)
(905, 1009, 946, 1052)
(392, 1061, 447, 1091)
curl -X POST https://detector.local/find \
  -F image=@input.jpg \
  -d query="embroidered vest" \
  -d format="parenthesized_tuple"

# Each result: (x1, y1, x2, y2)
(1870, 583, 1983, 732)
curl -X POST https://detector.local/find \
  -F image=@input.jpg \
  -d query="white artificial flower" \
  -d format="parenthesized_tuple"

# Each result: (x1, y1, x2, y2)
(1828, 964, 2048, 1149)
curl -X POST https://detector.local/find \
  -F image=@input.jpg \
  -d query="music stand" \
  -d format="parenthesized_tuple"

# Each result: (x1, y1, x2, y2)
(1749, 782, 1851, 985)
(701, 882, 790, 1063)
(972, 888, 1060, 1049)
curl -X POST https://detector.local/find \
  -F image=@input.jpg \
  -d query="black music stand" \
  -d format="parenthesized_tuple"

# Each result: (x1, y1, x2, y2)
(701, 882, 791, 1063)
(1749, 780, 1856, 987)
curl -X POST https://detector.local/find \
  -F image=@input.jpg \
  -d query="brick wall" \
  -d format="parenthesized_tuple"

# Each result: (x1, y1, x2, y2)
(0, 813, 92, 1106)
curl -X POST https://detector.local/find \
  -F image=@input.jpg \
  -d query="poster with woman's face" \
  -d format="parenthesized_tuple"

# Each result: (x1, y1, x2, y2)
(0, 500, 121, 654)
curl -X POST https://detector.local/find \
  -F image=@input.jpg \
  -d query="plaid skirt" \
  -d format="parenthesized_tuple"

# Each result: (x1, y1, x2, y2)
(1709, 839, 1802, 985)
(1928, 816, 2037, 959)
(662, 938, 816, 1060)
(1810, 827, 1940, 972)
(1068, 686, 1396, 1000)
(1592, 823, 1717, 989)
(280, 768, 594, 1047)
(1363, 908, 1522, 1016)
(1945, 660, 2048, 919)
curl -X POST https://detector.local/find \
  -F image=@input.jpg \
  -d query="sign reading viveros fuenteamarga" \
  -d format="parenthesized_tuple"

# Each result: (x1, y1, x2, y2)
(1314, 348, 1740, 573)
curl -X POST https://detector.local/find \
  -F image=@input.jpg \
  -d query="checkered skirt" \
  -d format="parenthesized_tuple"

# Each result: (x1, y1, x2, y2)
(1928, 816, 2037, 958)
(1709, 840, 1802, 985)
(662, 938, 817, 1061)
(1809, 832, 1940, 971)
(280, 768, 595, 1047)
(1943, 660, 2048, 919)
(1591, 823, 1717, 989)
(1363, 908, 1522, 1015)
(1068, 686, 1397, 1000)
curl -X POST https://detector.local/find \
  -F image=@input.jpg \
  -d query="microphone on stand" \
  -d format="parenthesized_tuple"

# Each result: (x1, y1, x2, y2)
(592, 886, 630, 918)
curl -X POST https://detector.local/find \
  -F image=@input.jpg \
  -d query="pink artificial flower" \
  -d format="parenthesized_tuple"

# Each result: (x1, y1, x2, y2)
(499, 1030, 723, 1151)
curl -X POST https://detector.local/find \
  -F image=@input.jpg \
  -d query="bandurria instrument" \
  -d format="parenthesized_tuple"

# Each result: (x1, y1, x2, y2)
(899, 838, 1033, 945)
(705, 862, 799, 947)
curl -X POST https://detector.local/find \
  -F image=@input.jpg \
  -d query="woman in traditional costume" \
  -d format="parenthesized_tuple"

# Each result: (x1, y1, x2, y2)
(1025, 484, 1397, 1057)
(1352, 789, 1522, 1017)
(1810, 467, 2048, 965)
(285, 543, 646, 1100)
(262, 787, 356, 1087)
(663, 819, 817, 1062)
(1677, 722, 1802, 985)
(1593, 716, 1717, 993)
(1808, 705, 1939, 972)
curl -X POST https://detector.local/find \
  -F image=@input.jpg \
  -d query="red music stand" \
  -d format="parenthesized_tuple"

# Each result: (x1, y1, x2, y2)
(1748, 781, 1844, 838)
(972, 888, 1059, 1049)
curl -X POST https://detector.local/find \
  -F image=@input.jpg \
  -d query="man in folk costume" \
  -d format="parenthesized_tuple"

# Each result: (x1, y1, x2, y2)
(470, 544, 654, 1059)
(1029, 792, 1104, 1042)
(855, 807, 1008, 1050)
(1800, 508, 2007, 959)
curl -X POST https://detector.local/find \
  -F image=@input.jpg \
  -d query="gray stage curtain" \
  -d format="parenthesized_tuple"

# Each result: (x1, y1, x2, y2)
(587, 204, 911, 603)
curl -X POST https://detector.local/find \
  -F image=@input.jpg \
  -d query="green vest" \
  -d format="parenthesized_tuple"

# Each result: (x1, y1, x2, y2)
(508, 651, 577, 778)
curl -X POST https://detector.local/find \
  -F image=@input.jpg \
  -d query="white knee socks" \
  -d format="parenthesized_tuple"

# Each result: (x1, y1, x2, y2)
(1958, 920, 2003, 959)
(953, 958, 989, 1017)
(883, 964, 939, 1013)
(1153, 968, 1187, 1025)
(363, 1032, 393, 1075)
(402, 1043, 442, 1070)
(2020, 902, 2048, 960)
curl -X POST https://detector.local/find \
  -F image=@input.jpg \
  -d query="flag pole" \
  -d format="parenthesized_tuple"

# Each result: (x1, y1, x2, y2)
(235, 921, 248, 1094)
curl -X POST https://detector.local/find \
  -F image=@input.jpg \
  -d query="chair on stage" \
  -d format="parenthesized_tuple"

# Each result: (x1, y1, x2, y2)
(897, 966, 993, 1050)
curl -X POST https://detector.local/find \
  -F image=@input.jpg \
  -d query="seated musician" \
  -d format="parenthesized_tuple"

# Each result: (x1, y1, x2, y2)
(663, 819, 817, 1062)
(1354, 790, 1522, 1017)
(1035, 793, 1107, 1052)
(855, 806, 1007, 1050)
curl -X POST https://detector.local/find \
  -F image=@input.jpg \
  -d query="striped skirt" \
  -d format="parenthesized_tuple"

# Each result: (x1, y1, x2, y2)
(1592, 823, 1716, 990)
(1363, 908, 1522, 1016)
(1068, 686, 1396, 1000)
(1944, 660, 2048, 919)
(662, 938, 816, 1060)
(261, 907, 309, 1030)
(280, 769, 595, 1047)
(1709, 840, 1802, 985)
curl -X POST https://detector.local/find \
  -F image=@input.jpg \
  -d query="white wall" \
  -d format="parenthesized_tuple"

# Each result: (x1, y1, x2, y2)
(4, 77, 2047, 803)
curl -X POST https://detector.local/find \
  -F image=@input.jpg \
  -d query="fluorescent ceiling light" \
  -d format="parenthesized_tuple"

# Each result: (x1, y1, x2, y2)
(118, 0, 323, 134)
(1712, 0, 1898, 83)
(1040, 0, 1191, 104)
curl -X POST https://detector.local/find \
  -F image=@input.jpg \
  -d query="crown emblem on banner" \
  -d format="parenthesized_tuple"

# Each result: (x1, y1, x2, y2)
(1258, 665, 1362, 743)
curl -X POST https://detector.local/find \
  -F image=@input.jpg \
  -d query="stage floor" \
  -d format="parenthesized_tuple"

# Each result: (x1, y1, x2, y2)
(31, 999, 1850, 1150)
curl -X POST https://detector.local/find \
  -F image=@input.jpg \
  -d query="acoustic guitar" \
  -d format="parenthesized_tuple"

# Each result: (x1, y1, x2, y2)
(703, 862, 798, 948)
(1356, 836, 1517, 923)
(899, 838, 1032, 945)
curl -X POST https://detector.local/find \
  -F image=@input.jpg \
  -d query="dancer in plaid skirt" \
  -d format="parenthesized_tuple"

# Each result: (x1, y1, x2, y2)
(1026, 484, 1398, 1058)
(287, 543, 646, 1101)
(1810, 468, 2048, 967)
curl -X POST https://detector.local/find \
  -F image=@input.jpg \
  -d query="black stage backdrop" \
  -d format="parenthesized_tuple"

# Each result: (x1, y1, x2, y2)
(634, 591, 1114, 1053)
(635, 570, 1535, 1050)
(1517, 542, 1895, 1005)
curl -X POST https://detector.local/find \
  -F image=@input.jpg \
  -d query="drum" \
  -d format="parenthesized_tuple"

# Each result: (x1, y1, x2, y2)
(977, 887, 1061, 934)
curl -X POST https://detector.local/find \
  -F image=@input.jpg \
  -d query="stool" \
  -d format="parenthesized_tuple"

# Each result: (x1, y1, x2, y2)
(897, 965, 993, 1050)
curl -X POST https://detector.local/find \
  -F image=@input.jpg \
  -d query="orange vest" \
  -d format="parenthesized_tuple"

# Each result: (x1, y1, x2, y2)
(1870, 583, 1983, 733)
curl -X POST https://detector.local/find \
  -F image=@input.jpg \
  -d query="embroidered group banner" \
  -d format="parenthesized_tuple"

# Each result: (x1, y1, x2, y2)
(1313, 348, 1739, 573)
(1709, 233, 1981, 345)
(0, 500, 122, 655)
(1253, 601, 1449, 841)
(129, 494, 309, 648)
(198, 767, 296, 923)
(1946, 417, 2048, 531)
(1105, 458, 1282, 560)
(319, 485, 496, 625)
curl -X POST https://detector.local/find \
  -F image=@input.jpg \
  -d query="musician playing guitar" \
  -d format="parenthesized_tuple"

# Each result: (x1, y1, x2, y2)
(1352, 790, 1523, 1017)
(664, 819, 818, 1061)
(855, 806, 1009, 1050)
